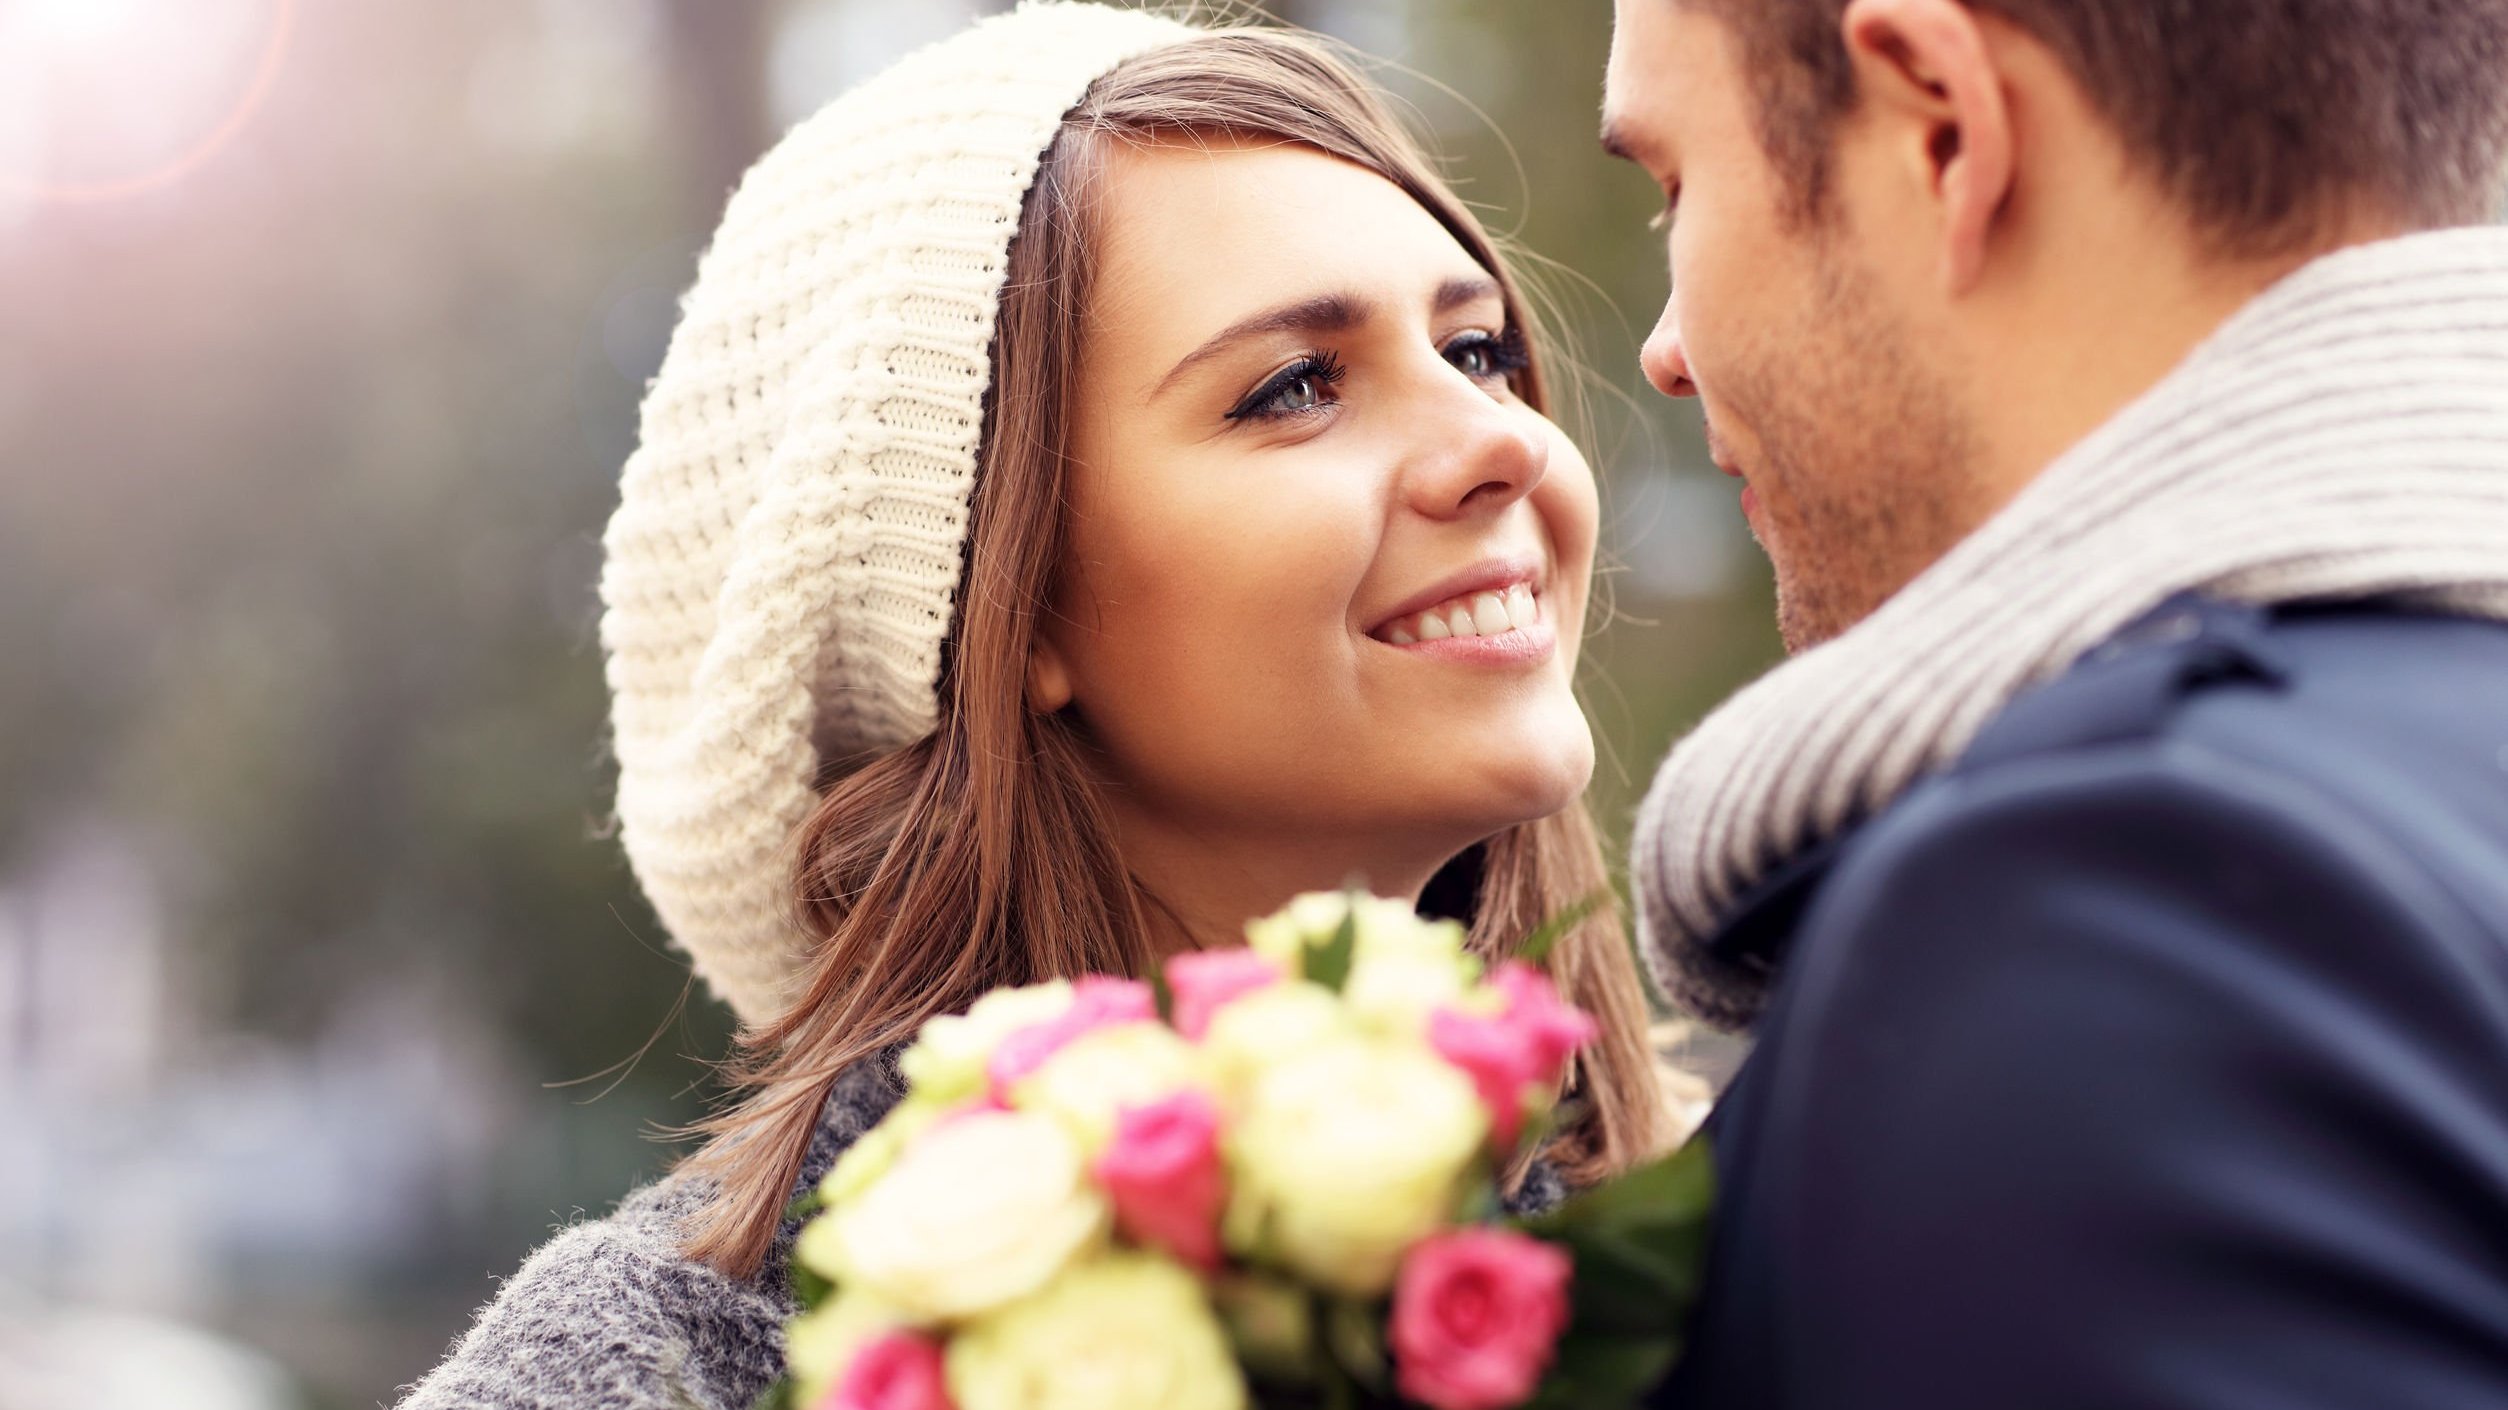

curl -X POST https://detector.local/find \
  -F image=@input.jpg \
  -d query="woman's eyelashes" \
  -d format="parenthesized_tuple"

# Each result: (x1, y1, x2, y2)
(1442, 326, 1530, 383)
(1226, 349, 1347, 422)
(1222, 326, 1529, 425)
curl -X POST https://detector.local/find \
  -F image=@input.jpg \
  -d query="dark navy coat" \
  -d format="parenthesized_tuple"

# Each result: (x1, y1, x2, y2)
(1654, 598, 2508, 1408)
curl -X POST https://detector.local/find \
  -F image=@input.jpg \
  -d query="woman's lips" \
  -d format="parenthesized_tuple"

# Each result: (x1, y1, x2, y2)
(1365, 555, 1556, 667)
(1372, 585, 1556, 666)
(1376, 582, 1540, 645)
(1364, 555, 1545, 638)
(1382, 617, 1558, 667)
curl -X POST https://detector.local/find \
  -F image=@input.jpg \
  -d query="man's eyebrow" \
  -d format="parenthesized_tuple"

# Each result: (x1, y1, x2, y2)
(1151, 291, 1368, 398)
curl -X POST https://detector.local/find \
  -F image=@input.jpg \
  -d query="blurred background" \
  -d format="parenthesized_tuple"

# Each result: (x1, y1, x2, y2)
(0, 0, 1775, 1404)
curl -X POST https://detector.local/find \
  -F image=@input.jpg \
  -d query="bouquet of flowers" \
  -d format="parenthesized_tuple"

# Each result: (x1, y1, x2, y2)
(763, 891, 1712, 1410)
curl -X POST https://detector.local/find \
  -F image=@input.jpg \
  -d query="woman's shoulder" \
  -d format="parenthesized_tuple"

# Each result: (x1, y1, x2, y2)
(395, 1175, 781, 1410)
(396, 1056, 906, 1410)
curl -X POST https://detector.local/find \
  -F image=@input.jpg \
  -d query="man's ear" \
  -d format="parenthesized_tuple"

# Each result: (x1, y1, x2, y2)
(1840, 0, 2015, 294)
(1026, 631, 1075, 715)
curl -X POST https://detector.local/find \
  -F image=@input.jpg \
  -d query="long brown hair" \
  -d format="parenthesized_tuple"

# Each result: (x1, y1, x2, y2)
(676, 25, 1664, 1279)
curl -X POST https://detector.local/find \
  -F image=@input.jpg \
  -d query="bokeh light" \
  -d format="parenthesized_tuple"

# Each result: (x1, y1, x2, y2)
(0, 0, 294, 204)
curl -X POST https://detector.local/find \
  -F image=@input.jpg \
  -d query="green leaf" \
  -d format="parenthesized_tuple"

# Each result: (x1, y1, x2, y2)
(1520, 1137, 1717, 1340)
(1525, 1135, 1716, 1239)
(1305, 895, 1360, 994)
(1322, 1297, 1391, 1394)
(1149, 959, 1177, 1026)
(788, 1257, 833, 1311)
(782, 1190, 835, 1310)
(1514, 890, 1611, 967)
(1311, 1295, 1363, 1410)
(1524, 1331, 1683, 1410)
(748, 1376, 800, 1410)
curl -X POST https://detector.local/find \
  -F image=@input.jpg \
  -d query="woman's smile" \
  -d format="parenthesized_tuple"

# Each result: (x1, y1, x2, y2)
(1381, 609, 1557, 665)
(1365, 559, 1553, 664)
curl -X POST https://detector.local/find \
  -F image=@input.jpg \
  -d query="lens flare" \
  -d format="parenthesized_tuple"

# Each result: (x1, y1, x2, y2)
(23, 0, 150, 46)
(2, 0, 296, 205)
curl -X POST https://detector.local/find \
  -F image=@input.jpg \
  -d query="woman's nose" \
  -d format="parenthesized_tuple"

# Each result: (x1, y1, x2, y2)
(1404, 382, 1550, 520)
(1641, 305, 1698, 399)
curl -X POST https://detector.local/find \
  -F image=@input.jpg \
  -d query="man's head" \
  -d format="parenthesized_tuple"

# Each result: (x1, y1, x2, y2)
(1605, 0, 2508, 649)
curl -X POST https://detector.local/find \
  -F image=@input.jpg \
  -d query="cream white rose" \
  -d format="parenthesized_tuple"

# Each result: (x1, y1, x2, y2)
(1227, 1035, 1487, 1296)
(1244, 893, 1480, 1037)
(813, 1108, 1108, 1323)
(1013, 1021, 1208, 1155)
(1245, 892, 1441, 971)
(947, 1253, 1249, 1410)
(815, 1096, 951, 1208)
(1342, 944, 1482, 1037)
(1198, 981, 1352, 1102)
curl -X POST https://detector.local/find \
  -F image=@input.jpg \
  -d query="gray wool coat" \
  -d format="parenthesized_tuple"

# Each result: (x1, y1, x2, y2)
(398, 1054, 1569, 1410)
(396, 1056, 909, 1410)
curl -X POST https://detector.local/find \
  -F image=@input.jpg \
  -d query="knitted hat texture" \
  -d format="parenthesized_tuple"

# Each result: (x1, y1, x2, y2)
(598, 3, 1195, 1023)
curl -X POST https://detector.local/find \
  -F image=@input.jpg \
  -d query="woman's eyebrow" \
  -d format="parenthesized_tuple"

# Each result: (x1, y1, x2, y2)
(1151, 276, 1505, 401)
(1434, 274, 1502, 314)
(1153, 292, 1367, 398)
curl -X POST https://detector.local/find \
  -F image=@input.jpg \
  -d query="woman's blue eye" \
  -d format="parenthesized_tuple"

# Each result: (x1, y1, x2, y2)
(1227, 351, 1346, 422)
(1446, 328, 1530, 384)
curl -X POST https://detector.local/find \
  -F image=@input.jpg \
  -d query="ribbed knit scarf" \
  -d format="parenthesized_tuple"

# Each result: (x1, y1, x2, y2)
(1634, 225, 2508, 1030)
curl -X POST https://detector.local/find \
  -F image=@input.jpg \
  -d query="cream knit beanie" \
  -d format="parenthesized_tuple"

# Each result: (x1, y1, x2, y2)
(598, 3, 1196, 1024)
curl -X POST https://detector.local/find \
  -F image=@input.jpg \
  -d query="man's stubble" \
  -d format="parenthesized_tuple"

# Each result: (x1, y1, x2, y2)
(1719, 249, 1981, 653)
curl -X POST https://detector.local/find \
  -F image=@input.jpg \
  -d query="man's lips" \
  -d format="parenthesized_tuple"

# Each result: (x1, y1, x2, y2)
(1698, 415, 1753, 516)
(1710, 453, 1755, 517)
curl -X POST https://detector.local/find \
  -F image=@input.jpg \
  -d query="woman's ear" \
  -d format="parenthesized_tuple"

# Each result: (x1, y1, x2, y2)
(1841, 0, 2016, 295)
(1026, 634, 1076, 714)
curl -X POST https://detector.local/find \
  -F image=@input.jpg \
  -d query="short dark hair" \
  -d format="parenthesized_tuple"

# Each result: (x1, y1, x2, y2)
(1691, 0, 2508, 252)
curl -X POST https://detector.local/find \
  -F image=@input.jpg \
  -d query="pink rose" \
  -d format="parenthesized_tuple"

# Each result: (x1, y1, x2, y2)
(1164, 948, 1283, 1040)
(817, 1331, 955, 1410)
(1428, 1009, 1542, 1150)
(987, 976, 1156, 1099)
(1488, 963, 1598, 1083)
(1390, 1229, 1574, 1410)
(1091, 1089, 1229, 1271)
(1428, 964, 1598, 1151)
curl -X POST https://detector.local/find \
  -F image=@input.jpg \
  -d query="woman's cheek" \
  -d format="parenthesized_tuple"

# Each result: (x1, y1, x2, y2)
(1537, 433, 1601, 631)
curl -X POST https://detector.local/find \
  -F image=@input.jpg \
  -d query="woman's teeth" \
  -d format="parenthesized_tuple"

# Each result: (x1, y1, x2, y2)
(1382, 584, 1540, 646)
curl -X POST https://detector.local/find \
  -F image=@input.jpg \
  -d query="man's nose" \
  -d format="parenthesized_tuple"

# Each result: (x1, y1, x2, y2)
(1641, 308, 1698, 399)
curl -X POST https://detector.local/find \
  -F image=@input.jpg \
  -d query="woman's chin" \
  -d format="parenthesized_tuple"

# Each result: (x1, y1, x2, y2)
(1443, 716, 1597, 833)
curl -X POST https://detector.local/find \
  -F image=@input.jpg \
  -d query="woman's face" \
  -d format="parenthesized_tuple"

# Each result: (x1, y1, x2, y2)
(1036, 136, 1600, 901)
